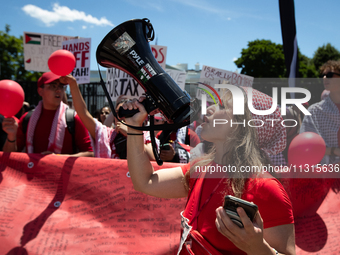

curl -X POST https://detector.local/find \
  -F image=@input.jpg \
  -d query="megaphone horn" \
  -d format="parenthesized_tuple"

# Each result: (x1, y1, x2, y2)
(96, 18, 195, 124)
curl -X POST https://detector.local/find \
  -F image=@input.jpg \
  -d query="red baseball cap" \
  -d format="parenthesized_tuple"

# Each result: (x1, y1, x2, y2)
(37, 72, 67, 89)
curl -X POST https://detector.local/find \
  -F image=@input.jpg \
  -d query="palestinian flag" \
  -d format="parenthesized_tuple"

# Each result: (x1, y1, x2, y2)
(25, 33, 41, 45)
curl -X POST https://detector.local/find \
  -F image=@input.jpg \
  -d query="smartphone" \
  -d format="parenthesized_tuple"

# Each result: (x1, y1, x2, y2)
(223, 195, 258, 228)
(160, 143, 171, 150)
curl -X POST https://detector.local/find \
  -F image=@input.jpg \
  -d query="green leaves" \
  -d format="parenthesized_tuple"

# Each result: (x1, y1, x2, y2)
(234, 39, 286, 78)
(0, 25, 41, 81)
(312, 43, 340, 72)
(234, 39, 339, 78)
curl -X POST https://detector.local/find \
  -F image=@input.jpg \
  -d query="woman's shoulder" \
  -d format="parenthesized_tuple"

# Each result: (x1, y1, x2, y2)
(245, 177, 294, 228)
(250, 175, 287, 196)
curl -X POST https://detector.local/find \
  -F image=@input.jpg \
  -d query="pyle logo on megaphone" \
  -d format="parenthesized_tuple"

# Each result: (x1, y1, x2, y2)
(199, 84, 311, 116)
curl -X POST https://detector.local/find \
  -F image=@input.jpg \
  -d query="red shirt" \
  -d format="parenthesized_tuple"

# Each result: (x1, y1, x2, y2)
(181, 163, 294, 254)
(17, 109, 93, 154)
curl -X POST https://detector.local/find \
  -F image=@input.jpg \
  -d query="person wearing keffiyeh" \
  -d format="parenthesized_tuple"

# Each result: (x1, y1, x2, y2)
(124, 87, 295, 255)
(68, 78, 156, 160)
(2, 72, 93, 157)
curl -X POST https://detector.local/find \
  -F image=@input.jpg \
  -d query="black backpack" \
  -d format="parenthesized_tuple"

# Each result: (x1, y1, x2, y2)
(22, 109, 77, 153)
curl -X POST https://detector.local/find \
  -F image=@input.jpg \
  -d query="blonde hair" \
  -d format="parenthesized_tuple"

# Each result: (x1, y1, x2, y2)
(185, 89, 270, 197)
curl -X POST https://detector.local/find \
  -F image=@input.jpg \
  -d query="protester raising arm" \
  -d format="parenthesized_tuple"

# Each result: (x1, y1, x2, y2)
(124, 98, 188, 198)
(62, 75, 96, 140)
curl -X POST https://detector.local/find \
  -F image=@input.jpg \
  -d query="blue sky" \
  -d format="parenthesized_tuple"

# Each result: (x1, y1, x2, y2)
(2, 0, 340, 73)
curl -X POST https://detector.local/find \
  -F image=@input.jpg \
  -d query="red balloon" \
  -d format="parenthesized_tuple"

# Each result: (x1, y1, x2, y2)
(288, 132, 326, 166)
(0, 80, 25, 117)
(48, 49, 76, 76)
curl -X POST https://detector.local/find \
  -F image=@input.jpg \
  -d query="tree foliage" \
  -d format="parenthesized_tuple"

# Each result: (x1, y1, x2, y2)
(0, 25, 41, 81)
(298, 51, 318, 78)
(234, 39, 320, 78)
(312, 43, 340, 72)
(234, 39, 286, 78)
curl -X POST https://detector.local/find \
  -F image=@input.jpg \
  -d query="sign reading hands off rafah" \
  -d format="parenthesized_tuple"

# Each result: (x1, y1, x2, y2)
(23, 32, 77, 72)
(62, 38, 91, 84)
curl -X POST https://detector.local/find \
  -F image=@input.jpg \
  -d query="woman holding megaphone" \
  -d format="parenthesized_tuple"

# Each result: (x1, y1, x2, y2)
(123, 88, 295, 255)
(67, 76, 156, 160)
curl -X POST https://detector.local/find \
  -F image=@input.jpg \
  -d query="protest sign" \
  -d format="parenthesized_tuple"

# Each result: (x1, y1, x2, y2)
(62, 38, 91, 84)
(106, 68, 144, 102)
(24, 32, 76, 72)
(165, 69, 187, 91)
(151, 45, 167, 70)
(197, 65, 254, 102)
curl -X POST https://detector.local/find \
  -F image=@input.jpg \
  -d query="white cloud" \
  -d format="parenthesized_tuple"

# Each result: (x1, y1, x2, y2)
(82, 26, 87, 29)
(125, 0, 163, 11)
(22, 3, 114, 27)
(170, 0, 227, 14)
(233, 57, 238, 62)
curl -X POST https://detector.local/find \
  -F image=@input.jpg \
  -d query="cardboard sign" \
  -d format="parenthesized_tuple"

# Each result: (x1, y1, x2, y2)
(197, 65, 254, 102)
(151, 45, 167, 70)
(23, 32, 76, 72)
(62, 38, 91, 84)
(165, 69, 187, 91)
(105, 68, 145, 102)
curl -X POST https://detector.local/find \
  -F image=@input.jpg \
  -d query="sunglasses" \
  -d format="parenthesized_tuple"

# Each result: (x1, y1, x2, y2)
(321, 72, 340, 78)
(45, 83, 66, 91)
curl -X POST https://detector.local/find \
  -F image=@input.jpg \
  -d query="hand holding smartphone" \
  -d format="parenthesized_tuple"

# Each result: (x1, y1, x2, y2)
(160, 143, 171, 151)
(223, 195, 258, 228)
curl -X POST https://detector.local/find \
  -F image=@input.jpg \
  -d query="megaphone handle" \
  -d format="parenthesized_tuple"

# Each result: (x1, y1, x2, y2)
(118, 95, 157, 118)
(118, 106, 140, 118)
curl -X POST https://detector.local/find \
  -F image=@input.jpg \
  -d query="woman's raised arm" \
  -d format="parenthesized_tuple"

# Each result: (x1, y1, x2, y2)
(124, 98, 188, 199)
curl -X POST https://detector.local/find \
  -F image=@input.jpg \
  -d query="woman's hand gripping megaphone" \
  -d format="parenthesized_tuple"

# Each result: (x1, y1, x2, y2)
(120, 97, 149, 127)
(118, 94, 159, 120)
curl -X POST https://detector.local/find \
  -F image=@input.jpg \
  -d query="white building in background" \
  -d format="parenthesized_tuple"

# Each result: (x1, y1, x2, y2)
(90, 70, 106, 82)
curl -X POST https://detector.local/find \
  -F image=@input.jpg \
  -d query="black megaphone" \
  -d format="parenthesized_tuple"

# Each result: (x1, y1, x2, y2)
(96, 18, 197, 124)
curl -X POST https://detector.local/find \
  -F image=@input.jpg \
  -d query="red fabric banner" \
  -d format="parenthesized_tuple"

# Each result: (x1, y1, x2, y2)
(0, 152, 186, 254)
(0, 152, 340, 254)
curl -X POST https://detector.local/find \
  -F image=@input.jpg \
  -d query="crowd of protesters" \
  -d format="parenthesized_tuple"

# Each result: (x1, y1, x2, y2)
(1, 59, 340, 254)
